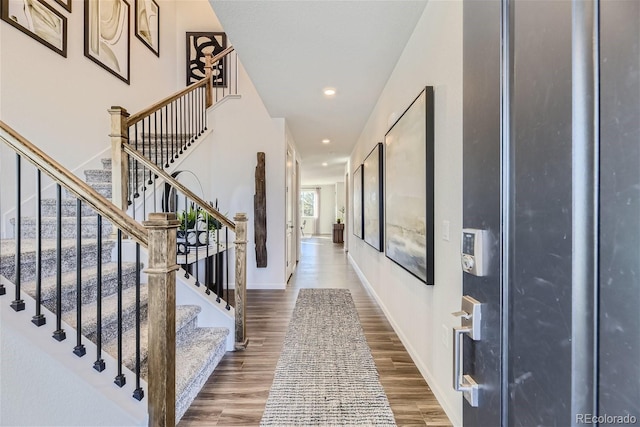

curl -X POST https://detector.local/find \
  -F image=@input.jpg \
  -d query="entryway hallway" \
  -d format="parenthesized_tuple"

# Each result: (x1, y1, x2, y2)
(179, 236, 451, 426)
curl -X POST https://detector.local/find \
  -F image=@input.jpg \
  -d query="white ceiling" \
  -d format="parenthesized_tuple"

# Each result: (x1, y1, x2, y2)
(209, 0, 428, 185)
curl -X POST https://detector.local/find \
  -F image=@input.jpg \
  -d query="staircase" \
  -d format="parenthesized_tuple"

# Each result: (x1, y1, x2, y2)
(1, 152, 229, 423)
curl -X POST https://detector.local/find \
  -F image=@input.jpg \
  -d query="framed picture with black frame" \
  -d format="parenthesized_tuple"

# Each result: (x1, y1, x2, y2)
(363, 142, 383, 251)
(186, 31, 227, 86)
(84, 0, 131, 84)
(1, 0, 68, 57)
(352, 164, 364, 239)
(384, 86, 434, 285)
(135, 0, 159, 56)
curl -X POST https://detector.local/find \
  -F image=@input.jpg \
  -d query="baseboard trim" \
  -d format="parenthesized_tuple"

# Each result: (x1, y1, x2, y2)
(348, 254, 462, 427)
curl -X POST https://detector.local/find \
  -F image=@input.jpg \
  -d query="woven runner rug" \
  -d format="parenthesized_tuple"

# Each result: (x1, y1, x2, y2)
(260, 288, 396, 426)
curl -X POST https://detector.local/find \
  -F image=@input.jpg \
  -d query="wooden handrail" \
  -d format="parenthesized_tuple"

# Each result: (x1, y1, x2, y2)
(122, 144, 236, 231)
(0, 121, 149, 246)
(127, 46, 235, 127)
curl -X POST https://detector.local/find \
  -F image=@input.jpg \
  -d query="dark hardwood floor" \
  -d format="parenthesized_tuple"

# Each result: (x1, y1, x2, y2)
(179, 236, 452, 426)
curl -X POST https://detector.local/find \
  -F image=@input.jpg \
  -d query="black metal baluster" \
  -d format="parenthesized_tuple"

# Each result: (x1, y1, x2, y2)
(225, 227, 230, 310)
(147, 117, 153, 185)
(194, 203, 200, 287)
(11, 154, 25, 311)
(170, 101, 175, 163)
(203, 86, 208, 132)
(94, 214, 105, 372)
(73, 199, 86, 357)
(205, 212, 211, 296)
(214, 224, 220, 302)
(114, 229, 126, 387)
(188, 92, 193, 146)
(32, 169, 45, 325)
(184, 195, 189, 279)
(132, 242, 144, 400)
(178, 97, 183, 155)
(163, 106, 169, 168)
(154, 111, 159, 172)
(133, 123, 140, 200)
(52, 184, 66, 341)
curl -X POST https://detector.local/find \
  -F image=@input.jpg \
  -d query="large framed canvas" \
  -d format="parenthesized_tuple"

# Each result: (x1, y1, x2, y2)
(363, 143, 383, 251)
(84, 0, 131, 84)
(384, 86, 434, 285)
(186, 32, 227, 86)
(1, 0, 67, 57)
(135, 0, 159, 56)
(352, 164, 364, 239)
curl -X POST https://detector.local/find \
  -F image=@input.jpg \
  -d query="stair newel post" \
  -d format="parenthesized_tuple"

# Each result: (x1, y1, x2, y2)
(204, 53, 214, 108)
(234, 213, 248, 350)
(143, 212, 180, 427)
(109, 107, 130, 213)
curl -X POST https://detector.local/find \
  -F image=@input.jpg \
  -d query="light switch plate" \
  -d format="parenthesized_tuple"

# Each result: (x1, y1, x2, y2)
(442, 220, 450, 241)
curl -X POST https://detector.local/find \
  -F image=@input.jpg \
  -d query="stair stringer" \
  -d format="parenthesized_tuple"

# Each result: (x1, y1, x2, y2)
(120, 240, 235, 352)
(0, 276, 148, 427)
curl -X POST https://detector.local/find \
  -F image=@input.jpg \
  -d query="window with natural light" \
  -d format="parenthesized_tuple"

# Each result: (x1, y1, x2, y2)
(300, 190, 317, 217)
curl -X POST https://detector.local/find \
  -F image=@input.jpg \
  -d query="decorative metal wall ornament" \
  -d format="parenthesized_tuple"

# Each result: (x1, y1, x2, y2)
(1, 0, 68, 57)
(84, 0, 131, 84)
(135, 0, 159, 56)
(363, 143, 383, 251)
(384, 86, 434, 285)
(186, 31, 226, 86)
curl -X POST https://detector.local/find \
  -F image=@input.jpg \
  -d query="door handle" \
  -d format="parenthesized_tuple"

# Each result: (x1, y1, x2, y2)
(453, 325, 479, 407)
(452, 295, 482, 407)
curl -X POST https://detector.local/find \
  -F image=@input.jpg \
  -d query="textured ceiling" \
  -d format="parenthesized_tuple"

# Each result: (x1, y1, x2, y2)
(209, 0, 428, 185)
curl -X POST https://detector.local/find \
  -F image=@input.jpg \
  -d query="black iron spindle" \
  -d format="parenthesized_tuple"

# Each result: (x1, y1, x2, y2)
(194, 203, 200, 287)
(225, 227, 230, 310)
(170, 101, 175, 163)
(133, 122, 140, 200)
(114, 229, 126, 387)
(178, 97, 183, 155)
(203, 86, 208, 131)
(32, 169, 45, 325)
(184, 196, 189, 279)
(73, 199, 86, 357)
(132, 242, 144, 400)
(146, 117, 153, 185)
(11, 154, 25, 311)
(205, 212, 211, 296)
(154, 111, 159, 172)
(94, 214, 106, 372)
(52, 184, 66, 341)
(214, 224, 220, 302)
(163, 106, 169, 168)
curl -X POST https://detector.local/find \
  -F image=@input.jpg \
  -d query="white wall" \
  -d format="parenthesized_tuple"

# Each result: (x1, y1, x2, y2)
(348, 1, 463, 425)
(0, 0, 179, 234)
(318, 184, 336, 234)
(336, 181, 345, 223)
(206, 65, 287, 289)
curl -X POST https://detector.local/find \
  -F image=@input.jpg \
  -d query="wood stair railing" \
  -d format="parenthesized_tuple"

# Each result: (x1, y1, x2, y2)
(0, 120, 183, 426)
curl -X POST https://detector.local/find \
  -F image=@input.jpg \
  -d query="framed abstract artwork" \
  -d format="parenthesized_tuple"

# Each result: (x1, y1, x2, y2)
(353, 164, 364, 239)
(384, 86, 434, 285)
(1, 0, 67, 57)
(186, 32, 227, 86)
(135, 0, 159, 56)
(84, 0, 131, 84)
(53, 0, 71, 12)
(363, 143, 383, 251)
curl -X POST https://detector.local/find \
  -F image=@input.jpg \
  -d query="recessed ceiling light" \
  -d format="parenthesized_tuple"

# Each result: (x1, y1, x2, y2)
(323, 88, 336, 96)
(322, 162, 328, 167)
(322, 139, 330, 144)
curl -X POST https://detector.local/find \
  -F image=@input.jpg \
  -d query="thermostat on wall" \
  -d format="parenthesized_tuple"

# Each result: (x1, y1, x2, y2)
(461, 228, 491, 277)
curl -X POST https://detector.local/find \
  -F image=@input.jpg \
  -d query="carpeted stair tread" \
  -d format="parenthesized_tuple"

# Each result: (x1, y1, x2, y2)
(103, 304, 202, 371)
(40, 198, 98, 217)
(63, 283, 149, 344)
(11, 216, 113, 239)
(175, 326, 229, 421)
(21, 262, 138, 312)
(0, 239, 115, 282)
